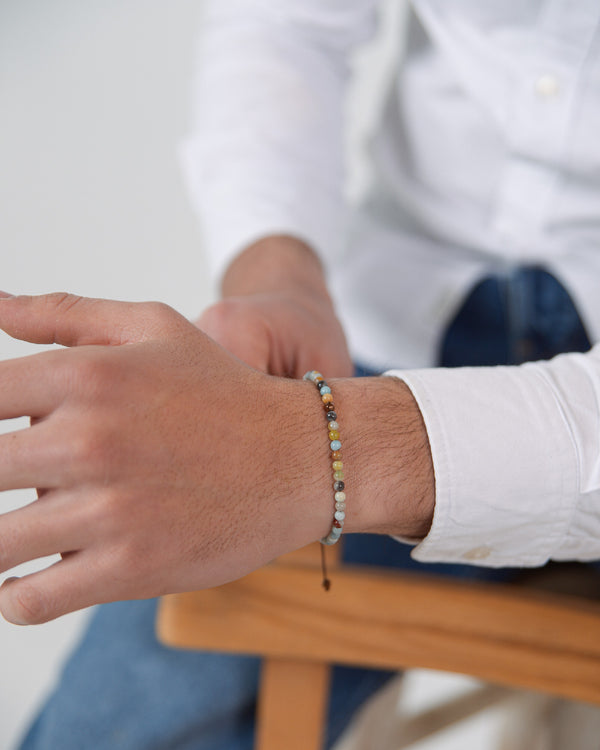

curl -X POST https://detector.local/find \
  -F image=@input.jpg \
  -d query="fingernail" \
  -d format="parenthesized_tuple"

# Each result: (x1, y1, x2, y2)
(0, 291, 14, 299)
(0, 578, 27, 625)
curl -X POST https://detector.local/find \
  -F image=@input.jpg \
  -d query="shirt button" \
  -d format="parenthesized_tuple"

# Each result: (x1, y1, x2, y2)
(534, 74, 560, 98)
(462, 546, 491, 561)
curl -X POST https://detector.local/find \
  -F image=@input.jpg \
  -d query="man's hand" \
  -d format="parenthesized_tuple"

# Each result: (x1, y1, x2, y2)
(0, 292, 434, 626)
(197, 236, 354, 378)
(0, 293, 334, 625)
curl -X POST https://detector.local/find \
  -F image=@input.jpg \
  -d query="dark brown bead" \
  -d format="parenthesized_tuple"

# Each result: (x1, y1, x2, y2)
(334, 481, 345, 491)
(323, 401, 334, 411)
(333, 520, 342, 528)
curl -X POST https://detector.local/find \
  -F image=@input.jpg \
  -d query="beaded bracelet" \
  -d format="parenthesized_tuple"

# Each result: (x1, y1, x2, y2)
(303, 370, 346, 590)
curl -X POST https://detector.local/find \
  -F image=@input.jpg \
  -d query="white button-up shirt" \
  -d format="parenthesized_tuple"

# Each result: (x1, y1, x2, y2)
(182, 0, 600, 567)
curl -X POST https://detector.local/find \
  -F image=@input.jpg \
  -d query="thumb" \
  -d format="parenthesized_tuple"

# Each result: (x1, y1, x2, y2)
(0, 293, 178, 347)
(195, 300, 271, 372)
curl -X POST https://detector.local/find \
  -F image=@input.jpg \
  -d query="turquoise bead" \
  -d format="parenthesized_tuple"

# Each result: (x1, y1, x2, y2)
(334, 510, 346, 521)
(319, 385, 331, 395)
(330, 440, 342, 451)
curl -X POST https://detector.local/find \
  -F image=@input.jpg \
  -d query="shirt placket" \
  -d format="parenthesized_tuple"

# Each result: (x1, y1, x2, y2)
(489, 0, 600, 260)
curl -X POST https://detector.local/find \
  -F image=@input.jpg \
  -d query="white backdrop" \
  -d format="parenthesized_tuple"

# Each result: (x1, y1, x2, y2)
(0, 1, 207, 746)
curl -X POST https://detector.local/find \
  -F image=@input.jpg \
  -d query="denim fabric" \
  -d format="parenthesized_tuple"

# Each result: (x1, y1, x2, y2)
(19, 266, 591, 750)
(439, 266, 590, 367)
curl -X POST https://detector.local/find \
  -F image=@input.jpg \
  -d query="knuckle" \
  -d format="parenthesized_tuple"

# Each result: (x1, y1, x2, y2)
(199, 300, 245, 338)
(138, 301, 184, 339)
(95, 541, 150, 597)
(93, 488, 124, 526)
(65, 354, 114, 395)
(47, 292, 85, 314)
(84, 488, 134, 544)
(69, 426, 111, 476)
(144, 301, 176, 325)
(12, 581, 48, 624)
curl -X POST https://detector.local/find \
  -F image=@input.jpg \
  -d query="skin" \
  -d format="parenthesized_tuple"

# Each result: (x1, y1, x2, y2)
(197, 235, 355, 378)
(0, 237, 434, 625)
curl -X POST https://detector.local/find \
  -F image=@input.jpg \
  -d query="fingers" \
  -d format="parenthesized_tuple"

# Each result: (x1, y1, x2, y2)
(0, 293, 185, 348)
(0, 552, 104, 625)
(0, 349, 66, 419)
(0, 540, 155, 624)
(195, 295, 355, 378)
(0, 491, 91, 574)
(196, 300, 271, 372)
(0, 421, 72, 491)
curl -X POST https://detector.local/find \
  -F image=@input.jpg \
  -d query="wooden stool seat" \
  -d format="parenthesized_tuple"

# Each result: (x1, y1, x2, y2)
(156, 544, 600, 750)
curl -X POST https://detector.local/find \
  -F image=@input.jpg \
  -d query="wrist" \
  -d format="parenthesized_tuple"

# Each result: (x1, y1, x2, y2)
(222, 235, 330, 301)
(330, 376, 434, 539)
(258, 375, 336, 552)
(280, 374, 435, 548)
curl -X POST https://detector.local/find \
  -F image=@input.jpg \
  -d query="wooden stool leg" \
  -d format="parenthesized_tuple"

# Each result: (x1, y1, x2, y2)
(255, 658, 331, 750)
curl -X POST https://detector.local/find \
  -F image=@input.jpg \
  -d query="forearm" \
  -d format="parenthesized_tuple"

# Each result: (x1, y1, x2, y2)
(221, 235, 329, 300)
(331, 376, 435, 538)
(288, 374, 435, 545)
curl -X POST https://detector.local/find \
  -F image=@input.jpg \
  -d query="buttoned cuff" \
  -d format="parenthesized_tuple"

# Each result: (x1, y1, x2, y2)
(384, 364, 579, 567)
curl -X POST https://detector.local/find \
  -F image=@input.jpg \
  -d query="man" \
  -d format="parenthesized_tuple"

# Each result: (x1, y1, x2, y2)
(8, 1, 600, 748)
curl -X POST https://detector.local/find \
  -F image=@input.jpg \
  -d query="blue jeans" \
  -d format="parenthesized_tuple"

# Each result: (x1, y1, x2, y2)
(19, 266, 590, 750)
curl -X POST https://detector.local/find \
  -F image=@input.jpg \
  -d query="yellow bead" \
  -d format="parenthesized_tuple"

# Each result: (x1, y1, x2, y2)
(328, 430, 340, 441)
(321, 393, 333, 404)
(332, 460, 343, 471)
(333, 470, 344, 480)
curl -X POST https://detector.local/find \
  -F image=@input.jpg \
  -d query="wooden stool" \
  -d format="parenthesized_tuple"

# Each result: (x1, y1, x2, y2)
(156, 543, 600, 750)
